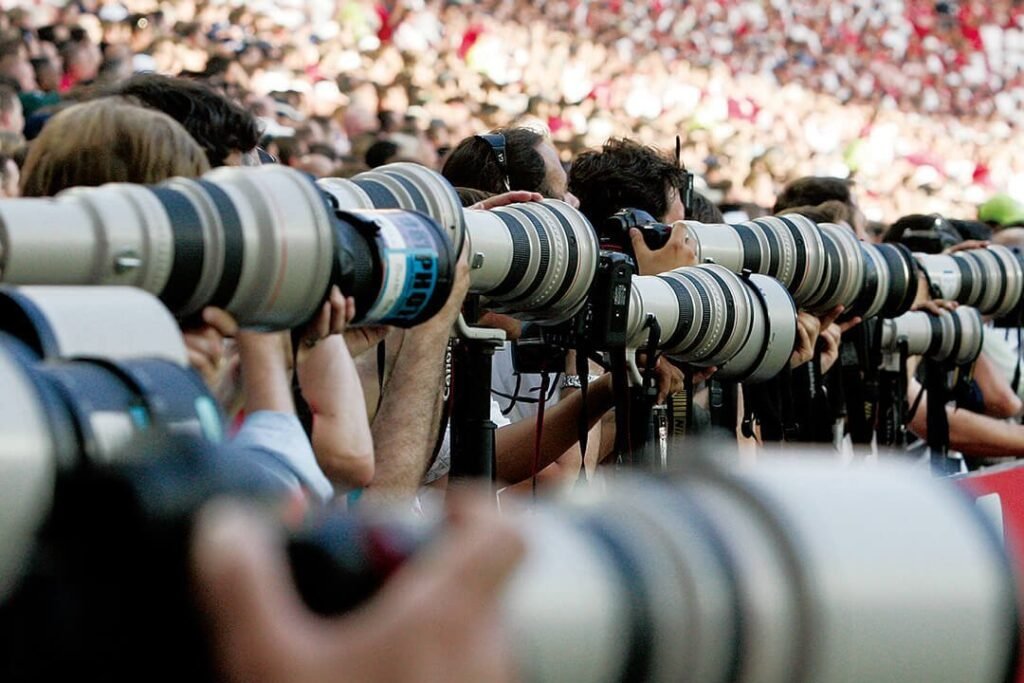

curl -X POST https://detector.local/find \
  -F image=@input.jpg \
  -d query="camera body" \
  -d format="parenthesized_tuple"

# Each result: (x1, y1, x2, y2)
(512, 251, 636, 374)
(599, 208, 672, 257)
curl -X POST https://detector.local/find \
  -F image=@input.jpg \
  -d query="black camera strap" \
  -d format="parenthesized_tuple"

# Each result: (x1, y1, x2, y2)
(741, 371, 787, 442)
(1014, 327, 1022, 396)
(842, 324, 878, 445)
(788, 360, 822, 442)
(611, 348, 633, 466)
(708, 379, 738, 435)
(530, 372, 551, 499)
(575, 348, 591, 487)
(376, 339, 387, 413)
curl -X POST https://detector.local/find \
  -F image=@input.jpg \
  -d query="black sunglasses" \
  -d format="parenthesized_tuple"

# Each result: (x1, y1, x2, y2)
(476, 132, 511, 192)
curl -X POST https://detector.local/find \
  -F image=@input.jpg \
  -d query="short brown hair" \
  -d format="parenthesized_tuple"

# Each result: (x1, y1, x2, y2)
(773, 177, 855, 214)
(777, 200, 853, 226)
(20, 98, 210, 197)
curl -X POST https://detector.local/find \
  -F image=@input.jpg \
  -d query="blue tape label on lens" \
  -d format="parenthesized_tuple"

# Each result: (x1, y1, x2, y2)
(369, 247, 438, 322)
(360, 211, 442, 323)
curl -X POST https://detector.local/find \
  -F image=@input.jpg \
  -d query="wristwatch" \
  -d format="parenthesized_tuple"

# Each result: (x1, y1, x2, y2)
(561, 374, 600, 390)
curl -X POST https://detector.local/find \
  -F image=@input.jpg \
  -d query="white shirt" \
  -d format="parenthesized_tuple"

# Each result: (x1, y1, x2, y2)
(491, 342, 562, 424)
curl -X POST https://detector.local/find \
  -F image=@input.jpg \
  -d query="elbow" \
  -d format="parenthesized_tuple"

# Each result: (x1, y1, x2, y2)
(987, 392, 1023, 420)
(319, 445, 376, 489)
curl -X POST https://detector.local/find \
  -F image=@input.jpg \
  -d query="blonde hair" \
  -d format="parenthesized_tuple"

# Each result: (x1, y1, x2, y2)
(20, 98, 210, 197)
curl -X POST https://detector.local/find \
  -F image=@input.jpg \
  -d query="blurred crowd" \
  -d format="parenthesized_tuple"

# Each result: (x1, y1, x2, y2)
(1, 0, 1023, 224)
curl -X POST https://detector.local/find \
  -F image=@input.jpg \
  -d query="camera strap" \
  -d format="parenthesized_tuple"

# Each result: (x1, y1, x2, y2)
(1014, 327, 1022, 396)
(575, 348, 591, 487)
(841, 328, 876, 445)
(743, 372, 788, 441)
(611, 349, 633, 466)
(923, 358, 956, 474)
(434, 340, 454, 461)
(780, 365, 802, 441)
(740, 382, 760, 439)
(531, 372, 551, 499)
(709, 379, 738, 435)
(376, 339, 387, 413)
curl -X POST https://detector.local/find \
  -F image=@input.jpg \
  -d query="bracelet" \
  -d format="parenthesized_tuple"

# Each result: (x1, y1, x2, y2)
(561, 374, 600, 390)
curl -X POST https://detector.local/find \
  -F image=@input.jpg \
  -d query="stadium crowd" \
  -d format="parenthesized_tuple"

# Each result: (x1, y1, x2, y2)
(1, 2, 1024, 682)
(1, 0, 1024, 224)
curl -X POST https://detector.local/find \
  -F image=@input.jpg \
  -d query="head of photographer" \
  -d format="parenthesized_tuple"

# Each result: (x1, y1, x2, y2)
(568, 137, 698, 276)
(443, 126, 578, 208)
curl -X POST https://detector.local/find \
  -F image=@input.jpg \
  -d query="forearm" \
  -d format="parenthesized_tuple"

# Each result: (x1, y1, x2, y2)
(908, 382, 1024, 458)
(496, 375, 614, 484)
(974, 353, 1023, 419)
(238, 332, 294, 414)
(300, 337, 375, 489)
(363, 328, 448, 502)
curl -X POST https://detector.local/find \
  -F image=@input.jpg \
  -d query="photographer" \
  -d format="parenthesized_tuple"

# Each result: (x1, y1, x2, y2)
(442, 127, 578, 207)
(568, 138, 695, 275)
(443, 133, 684, 487)
(19, 97, 374, 497)
(569, 140, 833, 443)
(883, 214, 1021, 421)
(443, 131, 606, 486)
(902, 274, 1024, 460)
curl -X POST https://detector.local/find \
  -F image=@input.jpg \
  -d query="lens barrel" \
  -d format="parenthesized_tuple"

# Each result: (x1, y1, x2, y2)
(915, 245, 1024, 318)
(880, 306, 984, 365)
(332, 164, 602, 325)
(625, 264, 797, 382)
(845, 242, 918, 320)
(0, 165, 457, 330)
(685, 215, 917, 319)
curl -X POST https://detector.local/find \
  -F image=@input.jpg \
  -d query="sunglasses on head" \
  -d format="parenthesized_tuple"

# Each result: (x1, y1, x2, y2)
(476, 132, 511, 192)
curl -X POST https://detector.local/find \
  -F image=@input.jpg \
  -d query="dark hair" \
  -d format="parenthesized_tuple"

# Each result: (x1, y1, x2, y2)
(884, 214, 992, 252)
(568, 138, 686, 226)
(103, 74, 261, 167)
(365, 139, 399, 168)
(773, 177, 854, 214)
(455, 187, 494, 208)
(883, 214, 963, 253)
(442, 127, 549, 196)
(688, 191, 724, 223)
(948, 219, 992, 242)
(776, 200, 853, 226)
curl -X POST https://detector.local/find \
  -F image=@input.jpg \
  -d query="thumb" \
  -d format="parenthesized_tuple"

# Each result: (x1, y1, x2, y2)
(629, 228, 649, 255)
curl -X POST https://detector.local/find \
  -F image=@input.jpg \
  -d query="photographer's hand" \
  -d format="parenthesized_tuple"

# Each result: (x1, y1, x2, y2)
(944, 240, 989, 255)
(912, 299, 958, 316)
(192, 494, 523, 683)
(651, 355, 685, 404)
(789, 311, 822, 368)
(629, 223, 697, 275)
(183, 307, 239, 388)
(469, 191, 544, 210)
